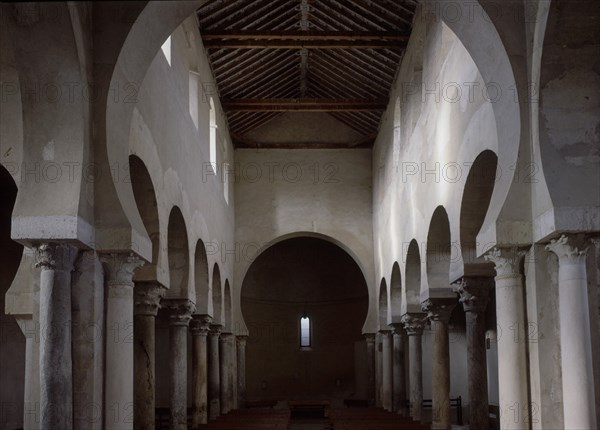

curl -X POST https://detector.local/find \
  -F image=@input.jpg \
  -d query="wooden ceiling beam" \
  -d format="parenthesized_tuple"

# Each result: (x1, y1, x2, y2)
(222, 98, 388, 112)
(201, 30, 410, 41)
(204, 40, 406, 49)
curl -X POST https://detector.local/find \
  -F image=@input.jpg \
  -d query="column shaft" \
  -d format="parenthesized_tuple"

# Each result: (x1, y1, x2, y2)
(486, 248, 530, 430)
(364, 334, 376, 405)
(408, 334, 423, 421)
(236, 336, 247, 409)
(36, 244, 78, 430)
(375, 333, 382, 407)
(391, 329, 406, 415)
(402, 313, 426, 423)
(454, 278, 491, 430)
(381, 331, 393, 411)
(422, 298, 456, 430)
(431, 319, 450, 429)
(220, 333, 234, 414)
(133, 283, 164, 430)
(165, 300, 194, 430)
(208, 325, 222, 420)
(190, 316, 211, 428)
(547, 235, 597, 429)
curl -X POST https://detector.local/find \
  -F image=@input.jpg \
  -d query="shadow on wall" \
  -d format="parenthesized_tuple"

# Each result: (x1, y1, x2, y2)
(241, 237, 369, 402)
(0, 166, 25, 429)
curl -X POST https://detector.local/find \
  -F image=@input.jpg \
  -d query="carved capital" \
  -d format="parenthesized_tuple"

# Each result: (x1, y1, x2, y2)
(390, 323, 406, 338)
(484, 247, 526, 280)
(236, 335, 248, 348)
(209, 324, 223, 337)
(190, 314, 212, 336)
(453, 277, 493, 314)
(219, 332, 235, 343)
(163, 299, 195, 326)
(364, 333, 376, 344)
(421, 298, 456, 322)
(546, 234, 589, 265)
(400, 313, 427, 336)
(134, 283, 166, 316)
(34, 243, 78, 272)
(101, 253, 144, 287)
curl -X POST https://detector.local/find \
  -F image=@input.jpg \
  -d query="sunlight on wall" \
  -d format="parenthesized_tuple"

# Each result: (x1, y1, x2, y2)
(161, 35, 172, 66)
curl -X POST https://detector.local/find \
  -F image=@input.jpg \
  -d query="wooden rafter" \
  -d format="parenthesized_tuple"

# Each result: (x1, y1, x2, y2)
(200, 30, 410, 41)
(221, 98, 388, 112)
(204, 40, 407, 49)
(196, 0, 417, 147)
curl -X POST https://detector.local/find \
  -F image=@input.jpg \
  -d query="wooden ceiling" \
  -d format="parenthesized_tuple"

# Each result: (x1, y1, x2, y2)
(197, 0, 417, 148)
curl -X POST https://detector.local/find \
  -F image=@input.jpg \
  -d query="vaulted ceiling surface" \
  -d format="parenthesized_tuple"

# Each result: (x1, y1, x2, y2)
(197, 0, 417, 148)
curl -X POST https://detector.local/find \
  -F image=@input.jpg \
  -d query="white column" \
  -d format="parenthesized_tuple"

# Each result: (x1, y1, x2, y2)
(35, 243, 79, 430)
(380, 330, 393, 411)
(101, 253, 144, 430)
(164, 299, 195, 430)
(485, 247, 530, 430)
(546, 235, 597, 429)
(401, 312, 426, 422)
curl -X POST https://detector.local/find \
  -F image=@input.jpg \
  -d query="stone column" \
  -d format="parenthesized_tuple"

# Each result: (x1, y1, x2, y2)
(485, 247, 530, 430)
(164, 300, 195, 430)
(401, 313, 426, 422)
(364, 334, 376, 404)
(35, 243, 78, 430)
(190, 315, 211, 428)
(101, 252, 144, 430)
(220, 332, 235, 414)
(236, 336, 248, 409)
(380, 330, 393, 411)
(208, 324, 222, 420)
(133, 282, 165, 430)
(390, 324, 406, 415)
(15, 317, 37, 430)
(375, 332, 382, 407)
(546, 235, 597, 429)
(422, 298, 456, 430)
(453, 277, 492, 430)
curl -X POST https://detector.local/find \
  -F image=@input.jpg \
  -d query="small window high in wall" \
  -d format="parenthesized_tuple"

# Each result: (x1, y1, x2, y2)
(209, 97, 217, 173)
(300, 315, 311, 349)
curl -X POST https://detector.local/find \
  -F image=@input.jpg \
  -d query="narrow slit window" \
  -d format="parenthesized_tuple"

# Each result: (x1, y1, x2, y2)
(300, 316, 311, 348)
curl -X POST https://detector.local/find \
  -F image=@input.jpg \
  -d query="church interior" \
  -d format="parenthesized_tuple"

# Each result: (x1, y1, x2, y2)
(0, 1, 599, 429)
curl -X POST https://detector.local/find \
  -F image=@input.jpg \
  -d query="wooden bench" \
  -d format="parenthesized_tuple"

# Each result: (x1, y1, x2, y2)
(155, 407, 290, 430)
(288, 399, 331, 418)
(330, 408, 429, 430)
(405, 396, 463, 425)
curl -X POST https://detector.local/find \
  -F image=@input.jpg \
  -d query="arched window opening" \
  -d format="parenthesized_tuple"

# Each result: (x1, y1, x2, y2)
(209, 97, 217, 174)
(300, 314, 311, 349)
(189, 70, 200, 129)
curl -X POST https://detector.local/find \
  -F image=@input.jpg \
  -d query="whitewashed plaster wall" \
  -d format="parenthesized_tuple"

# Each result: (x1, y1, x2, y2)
(130, 15, 234, 316)
(233, 149, 375, 333)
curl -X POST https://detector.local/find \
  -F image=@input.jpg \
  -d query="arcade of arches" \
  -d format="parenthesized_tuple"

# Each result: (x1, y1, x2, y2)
(1, 1, 599, 430)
